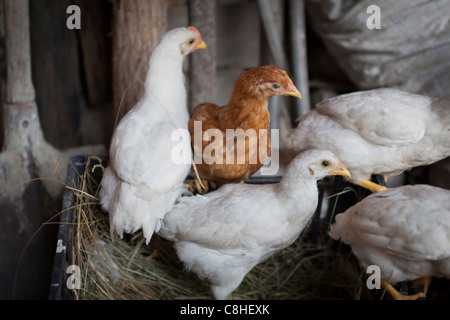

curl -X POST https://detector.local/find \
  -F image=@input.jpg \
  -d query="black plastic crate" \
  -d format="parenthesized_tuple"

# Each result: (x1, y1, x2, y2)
(48, 155, 106, 300)
(48, 155, 360, 300)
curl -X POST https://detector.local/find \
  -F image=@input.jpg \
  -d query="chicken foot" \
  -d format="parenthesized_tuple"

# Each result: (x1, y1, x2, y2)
(381, 281, 426, 300)
(185, 178, 217, 194)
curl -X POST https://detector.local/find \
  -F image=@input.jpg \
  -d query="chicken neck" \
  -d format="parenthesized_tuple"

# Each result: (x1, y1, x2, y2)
(276, 170, 320, 219)
(139, 46, 187, 122)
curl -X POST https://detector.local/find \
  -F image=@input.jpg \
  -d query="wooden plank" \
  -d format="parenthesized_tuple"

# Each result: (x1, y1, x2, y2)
(77, 0, 112, 107)
(29, 0, 83, 149)
(111, 0, 168, 122)
(188, 0, 217, 111)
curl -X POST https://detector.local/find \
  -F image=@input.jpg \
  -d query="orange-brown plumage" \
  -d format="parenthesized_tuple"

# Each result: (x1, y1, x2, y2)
(189, 65, 301, 184)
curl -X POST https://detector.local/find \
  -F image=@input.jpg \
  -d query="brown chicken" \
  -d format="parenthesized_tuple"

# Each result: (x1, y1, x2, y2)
(189, 65, 301, 189)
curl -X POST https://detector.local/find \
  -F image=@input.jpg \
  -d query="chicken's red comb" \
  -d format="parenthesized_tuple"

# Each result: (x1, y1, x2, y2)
(187, 26, 202, 38)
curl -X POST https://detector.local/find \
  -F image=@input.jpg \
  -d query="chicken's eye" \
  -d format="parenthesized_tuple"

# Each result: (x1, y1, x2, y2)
(189, 39, 195, 45)
(322, 160, 330, 167)
(272, 83, 280, 89)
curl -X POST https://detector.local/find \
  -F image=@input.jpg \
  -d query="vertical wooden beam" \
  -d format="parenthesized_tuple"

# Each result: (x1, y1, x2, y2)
(4, 0, 34, 103)
(188, 0, 217, 111)
(289, 0, 310, 122)
(1, 0, 60, 300)
(111, 0, 168, 122)
(257, 0, 285, 130)
(257, 0, 287, 70)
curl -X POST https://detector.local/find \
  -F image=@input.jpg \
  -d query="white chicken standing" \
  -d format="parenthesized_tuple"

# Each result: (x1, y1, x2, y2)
(158, 150, 350, 299)
(329, 184, 450, 300)
(99, 27, 206, 244)
(283, 88, 450, 193)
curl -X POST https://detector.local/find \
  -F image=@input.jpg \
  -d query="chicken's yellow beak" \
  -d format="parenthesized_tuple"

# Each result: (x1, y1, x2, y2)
(285, 85, 302, 99)
(329, 160, 351, 177)
(195, 40, 207, 50)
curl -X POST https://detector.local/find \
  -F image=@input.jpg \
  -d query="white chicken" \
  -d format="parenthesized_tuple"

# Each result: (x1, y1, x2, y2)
(329, 184, 450, 300)
(99, 27, 206, 244)
(283, 88, 450, 193)
(158, 149, 350, 299)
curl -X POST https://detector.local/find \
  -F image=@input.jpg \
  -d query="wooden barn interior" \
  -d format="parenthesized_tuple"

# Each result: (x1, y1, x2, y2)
(0, 0, 449, 300)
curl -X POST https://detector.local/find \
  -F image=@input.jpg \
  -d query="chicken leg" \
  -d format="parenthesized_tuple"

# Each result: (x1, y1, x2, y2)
(348, 178, 388, 193)
(411, 276, 433, 295)
(381, 281, 426, 300)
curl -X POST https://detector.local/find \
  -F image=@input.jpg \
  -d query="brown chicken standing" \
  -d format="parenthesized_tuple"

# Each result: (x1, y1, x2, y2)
(189, 65, 301, 190)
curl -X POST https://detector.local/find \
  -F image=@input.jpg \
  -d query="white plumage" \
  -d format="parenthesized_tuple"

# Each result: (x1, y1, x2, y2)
(283, 88, 450, 192)
(329, 184, 450, 299)
(99, 27, 206, 244)
(158, 149, 350, 299)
